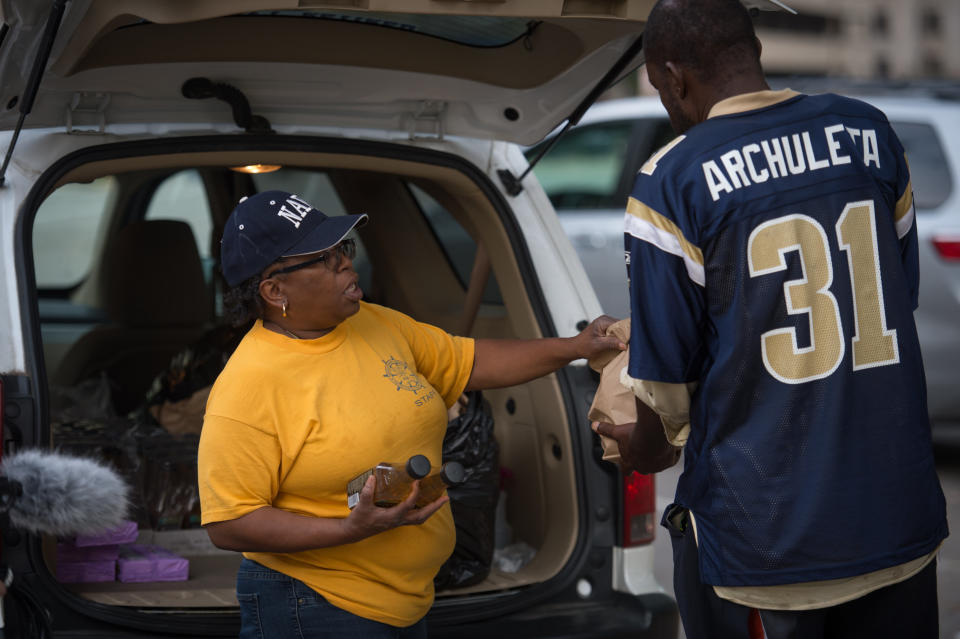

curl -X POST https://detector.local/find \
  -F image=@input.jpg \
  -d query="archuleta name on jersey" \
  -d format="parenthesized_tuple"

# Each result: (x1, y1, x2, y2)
(702, 125, 881, 202)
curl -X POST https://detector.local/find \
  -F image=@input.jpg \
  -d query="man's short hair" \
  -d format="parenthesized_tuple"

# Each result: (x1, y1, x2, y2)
(644, 0, 760, 78)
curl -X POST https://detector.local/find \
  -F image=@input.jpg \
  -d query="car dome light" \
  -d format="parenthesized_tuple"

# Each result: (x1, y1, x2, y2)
(230, 164, 282, 174)
(932, 235, 960, 261)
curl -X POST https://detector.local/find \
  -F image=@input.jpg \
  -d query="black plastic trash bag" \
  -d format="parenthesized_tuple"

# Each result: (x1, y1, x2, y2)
(434, 390, 500, 591)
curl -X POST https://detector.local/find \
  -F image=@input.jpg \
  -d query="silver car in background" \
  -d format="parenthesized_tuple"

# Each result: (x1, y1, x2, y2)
(527, 92, 960, 434)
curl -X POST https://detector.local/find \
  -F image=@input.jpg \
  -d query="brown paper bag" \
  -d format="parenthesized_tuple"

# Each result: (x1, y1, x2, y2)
(586, 319, 635, 463)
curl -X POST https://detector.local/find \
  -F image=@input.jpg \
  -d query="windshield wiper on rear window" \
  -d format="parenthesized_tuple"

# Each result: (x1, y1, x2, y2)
(498, 33, 645, 197)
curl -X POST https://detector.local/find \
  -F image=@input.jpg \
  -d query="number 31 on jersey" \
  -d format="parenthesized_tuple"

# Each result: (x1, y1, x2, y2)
(748, 200, 899, 384)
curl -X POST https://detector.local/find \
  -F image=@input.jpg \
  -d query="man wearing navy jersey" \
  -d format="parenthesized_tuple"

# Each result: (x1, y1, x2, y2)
(595, 0, 948, 637)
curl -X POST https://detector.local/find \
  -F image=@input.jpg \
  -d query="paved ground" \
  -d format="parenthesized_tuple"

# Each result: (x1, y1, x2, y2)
(653, 444, 960, 638)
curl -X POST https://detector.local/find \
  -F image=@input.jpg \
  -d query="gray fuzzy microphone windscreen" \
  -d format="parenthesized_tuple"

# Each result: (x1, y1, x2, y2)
(1, 449, 130, 536)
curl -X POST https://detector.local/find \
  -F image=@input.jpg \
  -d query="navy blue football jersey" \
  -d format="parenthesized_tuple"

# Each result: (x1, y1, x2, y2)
(625, 90, 947, 587)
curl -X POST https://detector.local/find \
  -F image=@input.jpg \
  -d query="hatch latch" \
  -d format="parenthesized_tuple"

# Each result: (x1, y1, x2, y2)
(65, 92, 110, 134)
(405, 101, 446, 141)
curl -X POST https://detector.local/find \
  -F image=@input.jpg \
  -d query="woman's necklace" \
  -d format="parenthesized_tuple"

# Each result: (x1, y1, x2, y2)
(264, 320, 304, 340)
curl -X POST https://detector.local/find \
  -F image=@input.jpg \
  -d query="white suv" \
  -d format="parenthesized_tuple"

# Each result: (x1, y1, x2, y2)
(0, 1, 740, 636)
(529, 91, 960, 435)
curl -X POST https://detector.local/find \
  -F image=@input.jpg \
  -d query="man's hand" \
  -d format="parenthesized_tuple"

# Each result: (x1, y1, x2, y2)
(571, 315, 627, 361)
(594, 397, 681, 474)
(594, 421, 639, 473)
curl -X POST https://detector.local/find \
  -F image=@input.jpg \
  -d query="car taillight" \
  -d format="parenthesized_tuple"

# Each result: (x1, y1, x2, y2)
(623, 471, 655, 546)
(932, 235, 960, 261)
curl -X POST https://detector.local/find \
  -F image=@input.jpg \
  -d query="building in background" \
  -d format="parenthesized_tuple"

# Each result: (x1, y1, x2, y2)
(756, 0, 960, 81)
(622, 0, 960, 98)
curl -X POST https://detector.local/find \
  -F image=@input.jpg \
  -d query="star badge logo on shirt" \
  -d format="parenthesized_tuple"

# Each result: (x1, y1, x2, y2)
(382, 357, 425, 394)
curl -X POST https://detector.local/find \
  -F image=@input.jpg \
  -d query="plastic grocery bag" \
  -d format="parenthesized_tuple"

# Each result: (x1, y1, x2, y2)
(434, 390, 500, 590)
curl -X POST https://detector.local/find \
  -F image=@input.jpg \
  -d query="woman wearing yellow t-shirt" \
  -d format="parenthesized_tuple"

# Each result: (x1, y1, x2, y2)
(198, 191, 624, 639)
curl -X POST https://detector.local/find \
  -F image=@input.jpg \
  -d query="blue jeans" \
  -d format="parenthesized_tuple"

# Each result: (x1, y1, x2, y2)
(236, 558, 428, 639)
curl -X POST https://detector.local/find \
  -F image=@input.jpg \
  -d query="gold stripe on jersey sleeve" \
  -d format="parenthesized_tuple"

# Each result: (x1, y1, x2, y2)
(893, 154, 916, 239)
(626, 197, 704, 268)
(894, 180, 914, 223)
(640, 135, 686, 176)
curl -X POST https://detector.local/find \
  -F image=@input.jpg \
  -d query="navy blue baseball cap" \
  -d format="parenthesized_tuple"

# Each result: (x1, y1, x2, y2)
(220, 190, 368, 287)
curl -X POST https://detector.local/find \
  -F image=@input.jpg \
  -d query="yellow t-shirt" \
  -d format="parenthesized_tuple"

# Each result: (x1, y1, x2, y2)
(198, 302, 475, 627)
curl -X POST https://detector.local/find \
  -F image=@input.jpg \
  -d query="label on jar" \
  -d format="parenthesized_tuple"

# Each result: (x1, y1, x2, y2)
(346, 469, 374, 509)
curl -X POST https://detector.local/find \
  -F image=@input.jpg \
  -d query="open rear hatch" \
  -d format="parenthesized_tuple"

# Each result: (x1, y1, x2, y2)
(0, 0, 791, 144)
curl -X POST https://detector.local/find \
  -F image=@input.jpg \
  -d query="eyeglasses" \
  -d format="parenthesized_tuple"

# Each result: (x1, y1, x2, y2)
(265, 239, 357, 278)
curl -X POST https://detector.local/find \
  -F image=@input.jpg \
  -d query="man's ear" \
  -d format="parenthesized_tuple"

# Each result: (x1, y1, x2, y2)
(664, 61, 687, 100)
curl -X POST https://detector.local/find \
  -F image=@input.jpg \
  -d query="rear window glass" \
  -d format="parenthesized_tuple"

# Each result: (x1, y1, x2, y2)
(890, 121, 952, 210)
(241, 11, 536, 47)
(252, 170, 346, 216)
(145, 170, 212, 261)
(33, 176, 116, 289)
(408, 183, 502, 304)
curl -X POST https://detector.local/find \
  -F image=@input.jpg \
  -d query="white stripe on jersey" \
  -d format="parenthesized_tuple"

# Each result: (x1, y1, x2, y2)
(895, 201, 915, 240)
(625, 212, 706, 287)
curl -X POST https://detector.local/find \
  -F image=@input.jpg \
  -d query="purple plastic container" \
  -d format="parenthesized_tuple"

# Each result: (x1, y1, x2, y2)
(116, 544, 189, 583)
(57, 542, 120, 563)
(56, 560, 116, 583)
(74, 520, 139, 547)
